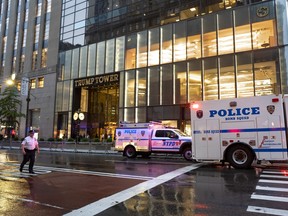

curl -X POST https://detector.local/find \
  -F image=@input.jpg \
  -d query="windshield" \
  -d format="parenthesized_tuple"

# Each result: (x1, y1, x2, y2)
(174, 129, 190, 137)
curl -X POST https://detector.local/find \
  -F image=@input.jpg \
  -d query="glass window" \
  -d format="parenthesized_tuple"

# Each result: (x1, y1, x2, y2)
(219, 55, 235, 99)
(218, 11, 233, 55)
(87, 44, 96, 76)
(236, 52, 254, 98)
(136, 68, 147, 106)
(38, 77, 44, 88)
(71, 48, 79, 78)
(124, 108, 135, 122)
(115, 36, 125, 71)
(148, 28, 159, 66)
(79, 46, 88, 78)
(56, 82, 63, 112)
(188, 59, 202, 101)
(64, 50, 72, 80)
(125, 70, 135, 107)
(148, 66, 160, 106)
(252, 19, 277, 50)
(30, 78, 36, 89)
(119, 72, 125, 108)
(173, 21, 186, 62)
(280, 47, 288, 94)
(125, 34, 136, 70)
(204, 57, 218, 100)
(137, 30, 147, 68)
(187, 19, 201, 59)
(96, 41, 105, 74)
(136, 107, 146, 123)
(254, 49, 278, 96)
(105, 39, 115, 73)
(63, 81, 70, 110)
(234, 7, 252, 52)
(203, 14, 217, 57)
(161, 64, 173, 105)
(161, 24, 172, 64)
(174, 62, 187, 104)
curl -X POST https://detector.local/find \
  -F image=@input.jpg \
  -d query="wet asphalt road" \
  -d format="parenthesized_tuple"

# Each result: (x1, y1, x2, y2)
(0, 149, 287, 216)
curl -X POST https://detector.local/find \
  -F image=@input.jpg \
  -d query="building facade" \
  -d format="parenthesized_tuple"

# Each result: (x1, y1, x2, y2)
(56, 0, 288, 140)
(0, 0, 62, 139)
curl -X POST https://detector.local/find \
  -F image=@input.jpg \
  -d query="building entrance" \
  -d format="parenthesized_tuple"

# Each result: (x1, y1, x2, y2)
(72, 73, 120, 141)
(87, 86, 119, 140)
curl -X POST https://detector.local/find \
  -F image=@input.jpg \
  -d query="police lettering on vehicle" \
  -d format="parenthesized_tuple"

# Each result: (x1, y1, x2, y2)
(124, 129, 137, 134)
(209, 107, 260, 118)
(163, 141, 180, 146)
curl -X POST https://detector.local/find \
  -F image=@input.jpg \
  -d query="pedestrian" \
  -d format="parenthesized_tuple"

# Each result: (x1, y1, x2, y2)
(19, 130, 40, 174)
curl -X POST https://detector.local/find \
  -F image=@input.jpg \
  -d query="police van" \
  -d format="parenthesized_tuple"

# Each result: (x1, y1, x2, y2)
(115, 122, 192, 160)
(190, 94, 288, 169)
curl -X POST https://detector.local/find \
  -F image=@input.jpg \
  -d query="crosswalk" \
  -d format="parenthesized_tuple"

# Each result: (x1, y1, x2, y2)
(247, 169, 288, 216)
(0, 162, 154, 181)
(0, 163, 51, 181)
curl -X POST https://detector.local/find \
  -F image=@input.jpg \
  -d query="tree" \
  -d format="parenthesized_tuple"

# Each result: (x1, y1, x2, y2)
(0, 86, 25, 137)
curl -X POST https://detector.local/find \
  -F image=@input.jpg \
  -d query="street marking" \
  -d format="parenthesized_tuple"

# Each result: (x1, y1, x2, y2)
(256, 186, 288, 192)
(260, 174, 288, 180)
(1, 162, 154, 181)
(247, 206, 288, 216)
(259, 179, 288, 184)
(251, 193, 288, 202)
(64, 164, 202, 216)
(3, 194, 64, 209)
(33, 165, 154, 181)
(263, 171, 287, 175)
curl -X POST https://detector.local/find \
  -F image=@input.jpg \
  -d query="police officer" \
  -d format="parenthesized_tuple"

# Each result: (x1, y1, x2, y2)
(19, 130, 40, 174)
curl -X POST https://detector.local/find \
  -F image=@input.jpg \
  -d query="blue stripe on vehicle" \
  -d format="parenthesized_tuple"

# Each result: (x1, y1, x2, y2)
(152, 148, 179, 151)
(254, 148, 288, 152)
(193, 127, 285, 134)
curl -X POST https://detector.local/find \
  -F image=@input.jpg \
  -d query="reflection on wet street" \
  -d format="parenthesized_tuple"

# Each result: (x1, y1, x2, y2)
(97, 164, 262, 216)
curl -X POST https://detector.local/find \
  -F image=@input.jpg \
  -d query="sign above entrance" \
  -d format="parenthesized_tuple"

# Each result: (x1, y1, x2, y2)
(74, 72, 119, 88)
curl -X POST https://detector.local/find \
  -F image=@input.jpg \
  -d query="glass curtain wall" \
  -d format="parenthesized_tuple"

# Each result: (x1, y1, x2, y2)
(57, 1, 281, 125)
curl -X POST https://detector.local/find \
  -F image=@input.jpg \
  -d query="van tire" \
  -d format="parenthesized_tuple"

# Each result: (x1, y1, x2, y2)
(183, 147, 193, 161)
(227, 145, 254, 169)
(124, 146, 137, 158)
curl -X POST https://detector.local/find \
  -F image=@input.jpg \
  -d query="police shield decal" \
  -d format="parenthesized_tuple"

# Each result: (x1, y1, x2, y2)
(267, 105, 275, 114)
(196, 110, 203, 118)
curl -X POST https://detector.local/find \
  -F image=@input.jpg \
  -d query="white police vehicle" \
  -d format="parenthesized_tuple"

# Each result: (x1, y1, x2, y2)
(190, 94, 288, 169)
(115, 122, 192, 161)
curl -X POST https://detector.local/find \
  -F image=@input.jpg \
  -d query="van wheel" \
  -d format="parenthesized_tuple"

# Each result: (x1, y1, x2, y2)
(124, 146, 137, 158)
(227, 145, 254, 169)
(183, 147, 193, 161)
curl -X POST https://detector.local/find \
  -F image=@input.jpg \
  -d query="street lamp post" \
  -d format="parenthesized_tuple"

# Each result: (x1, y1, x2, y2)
(25, 82, 31, 137)
(21, 77, 31, 137)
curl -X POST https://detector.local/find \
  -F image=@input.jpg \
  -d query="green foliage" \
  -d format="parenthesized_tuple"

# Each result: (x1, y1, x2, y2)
(47, 138, 55, 141)
(106, 137, 113, 142)
(80, 137, 89, 142)
(56, 138, 63, 141)
(0, 86, 25, 129)
(67, 137, 74, 141)
(39, 138, 45, 141)
(93, 138, 100, 142)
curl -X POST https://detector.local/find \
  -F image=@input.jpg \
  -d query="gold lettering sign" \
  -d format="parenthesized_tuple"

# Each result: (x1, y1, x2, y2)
(74, 73, 119, 88)
(256, 6, 269, 18)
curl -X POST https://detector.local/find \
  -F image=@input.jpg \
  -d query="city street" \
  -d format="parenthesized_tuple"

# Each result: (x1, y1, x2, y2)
(0, 150, 287, 216)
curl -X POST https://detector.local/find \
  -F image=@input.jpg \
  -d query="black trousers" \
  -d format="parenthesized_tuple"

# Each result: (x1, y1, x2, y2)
(20, 149, 36, 172)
